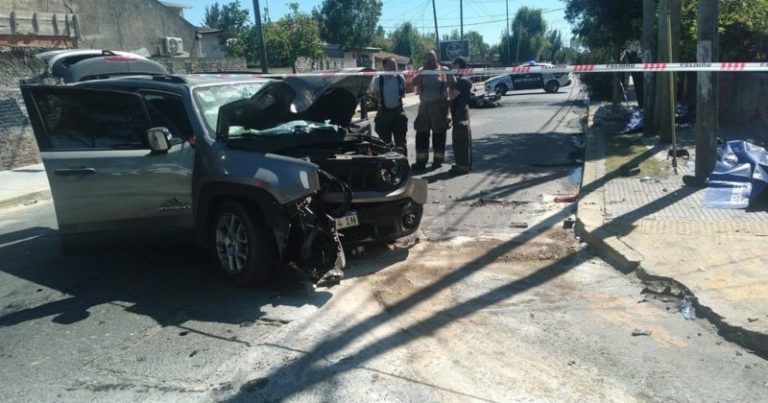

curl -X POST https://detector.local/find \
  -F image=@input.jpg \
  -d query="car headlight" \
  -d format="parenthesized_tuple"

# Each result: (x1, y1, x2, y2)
(379, 165, 403, 187)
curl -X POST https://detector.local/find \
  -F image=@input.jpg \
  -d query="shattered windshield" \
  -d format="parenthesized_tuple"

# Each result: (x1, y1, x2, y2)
(193, 83, 265, 131)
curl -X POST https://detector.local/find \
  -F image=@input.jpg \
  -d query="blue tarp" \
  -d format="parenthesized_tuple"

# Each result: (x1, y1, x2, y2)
(702, 140, 768, 209)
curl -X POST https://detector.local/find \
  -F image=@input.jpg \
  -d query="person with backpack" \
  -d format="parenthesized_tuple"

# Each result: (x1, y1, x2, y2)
(369, 57, 408, 155)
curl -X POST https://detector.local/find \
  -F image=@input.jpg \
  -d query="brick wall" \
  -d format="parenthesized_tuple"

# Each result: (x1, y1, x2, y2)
(0, 89, 40, 170)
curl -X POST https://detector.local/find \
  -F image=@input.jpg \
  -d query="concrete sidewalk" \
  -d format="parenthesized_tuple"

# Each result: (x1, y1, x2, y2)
(0, 164, 50, 210)
(577, 108, 768, 357)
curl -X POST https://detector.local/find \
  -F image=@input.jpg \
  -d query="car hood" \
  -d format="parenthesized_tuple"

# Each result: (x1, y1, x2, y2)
(216, 69, 374, 141)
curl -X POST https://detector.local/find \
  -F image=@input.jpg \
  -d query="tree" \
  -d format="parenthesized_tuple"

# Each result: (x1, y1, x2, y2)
(388, 22, 434, 65)
(232, 3, 323, 70)
(510, 7, 548, 64)
(203, 1, 250, 34)
(465, 31, 490, 64)
(540, 30, 564, 63)
(314, 0, 383, 51)
(563, 0, 642, 57)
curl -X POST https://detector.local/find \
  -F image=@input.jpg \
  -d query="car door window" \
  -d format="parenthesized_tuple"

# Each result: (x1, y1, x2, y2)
(142, 92, 193, 143)
(29, 88, 151, 151)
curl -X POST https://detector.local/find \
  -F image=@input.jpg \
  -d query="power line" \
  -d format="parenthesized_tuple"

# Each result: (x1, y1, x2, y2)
(380, 17, 509, 30)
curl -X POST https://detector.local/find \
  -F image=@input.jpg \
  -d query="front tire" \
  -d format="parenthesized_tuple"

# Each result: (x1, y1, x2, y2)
(212, 201, 276, 285)
(494, 84, 508, 96)
(544, 80, 560, 93)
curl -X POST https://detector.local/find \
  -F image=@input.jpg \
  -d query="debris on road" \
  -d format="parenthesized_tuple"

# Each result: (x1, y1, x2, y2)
(680, 298, 696, 320)
(563, 216, 576, 229)
(509, 221, 529, 229)
(640, 176, 661, 183)
(631, 329, 653, 337)
(554, 194, 579, 203)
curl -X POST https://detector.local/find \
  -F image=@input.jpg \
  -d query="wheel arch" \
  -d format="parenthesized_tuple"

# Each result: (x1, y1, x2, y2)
(195, 182, 284, 247)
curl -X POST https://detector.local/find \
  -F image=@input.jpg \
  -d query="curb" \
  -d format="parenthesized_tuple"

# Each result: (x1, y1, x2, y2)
(575, 102, 768, 358)
(0, 190, 51, 211)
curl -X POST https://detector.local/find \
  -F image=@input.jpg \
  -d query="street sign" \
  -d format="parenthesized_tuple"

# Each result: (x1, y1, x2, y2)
(440, 40, 470, 61)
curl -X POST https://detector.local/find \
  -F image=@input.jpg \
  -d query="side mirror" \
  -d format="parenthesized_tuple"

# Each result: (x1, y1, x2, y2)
(145, 127, 171, 153)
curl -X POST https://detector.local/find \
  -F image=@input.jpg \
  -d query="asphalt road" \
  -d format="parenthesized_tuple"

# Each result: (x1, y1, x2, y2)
(1, 85, 767, 402)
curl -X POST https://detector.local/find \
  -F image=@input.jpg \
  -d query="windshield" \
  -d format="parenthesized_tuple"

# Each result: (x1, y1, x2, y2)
(193, 82, 266, 131)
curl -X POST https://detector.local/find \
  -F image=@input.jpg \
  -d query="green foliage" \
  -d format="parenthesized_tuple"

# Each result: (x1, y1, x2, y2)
(539, 30, 564, 63)
(226, 2, 323, 69)
(563, 0, 642, 55)
(574, 49, 614, 100)
(203, 1, 250, 34)
(510, 7, 548, 63)
(717, 0, 768, 60)
(389, 22, 435, 66)
(440, 30, 490, 64)
(314, 0, 383, 51)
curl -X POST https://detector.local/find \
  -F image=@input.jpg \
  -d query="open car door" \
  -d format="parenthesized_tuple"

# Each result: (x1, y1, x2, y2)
(21, 86, 195, 247)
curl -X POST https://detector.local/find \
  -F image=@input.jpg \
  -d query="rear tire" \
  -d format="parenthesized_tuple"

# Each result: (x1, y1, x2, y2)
(544, 80, 560, 93)
(211, 201, 276, 285)
(494, 84, 508, 96)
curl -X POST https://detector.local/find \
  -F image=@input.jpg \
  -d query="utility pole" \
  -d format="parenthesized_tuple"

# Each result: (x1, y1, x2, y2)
(432, 0, 440, 52)
(460, 0, 464, 40)
(666, 10, 678, 174)
(693, 0, 719, 185)
(642, 0, 656, 137)
(655, 0, 673, 144)
(506, 0, 510, 64)
(252, 0, 268, 73)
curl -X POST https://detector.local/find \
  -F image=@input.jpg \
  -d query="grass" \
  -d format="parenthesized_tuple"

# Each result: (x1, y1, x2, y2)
(600, 127, 663, 177)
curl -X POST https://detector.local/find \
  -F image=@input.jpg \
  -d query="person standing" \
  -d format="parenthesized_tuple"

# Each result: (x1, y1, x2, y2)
(412, 50, 453, 171)
(449, 57, 473, 174)
(369, 57, 408, 154)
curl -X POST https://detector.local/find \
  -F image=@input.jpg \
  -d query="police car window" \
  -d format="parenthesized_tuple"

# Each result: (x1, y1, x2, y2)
(34, 90, 150, 150)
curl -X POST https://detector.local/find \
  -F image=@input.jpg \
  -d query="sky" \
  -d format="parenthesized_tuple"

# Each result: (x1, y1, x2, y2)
(179, 0, 574, 47)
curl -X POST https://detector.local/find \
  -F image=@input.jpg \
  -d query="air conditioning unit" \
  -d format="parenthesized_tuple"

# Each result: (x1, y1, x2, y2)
(162, 37, 184, 56)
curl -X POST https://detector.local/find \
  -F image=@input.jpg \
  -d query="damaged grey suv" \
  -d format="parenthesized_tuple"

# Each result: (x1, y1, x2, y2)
(21, 72, 426, 284)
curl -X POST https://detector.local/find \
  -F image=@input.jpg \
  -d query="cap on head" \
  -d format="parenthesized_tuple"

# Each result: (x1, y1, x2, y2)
(452, 57, 467, 69)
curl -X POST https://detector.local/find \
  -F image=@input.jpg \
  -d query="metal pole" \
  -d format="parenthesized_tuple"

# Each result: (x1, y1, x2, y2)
(432, 0, 440, 51)
(460, 0, 464, 40)
(642, 0, 656, 137)
(667, 10, 678, 175)
(506, 0, 510, 65)
(252, 0, 269, 73)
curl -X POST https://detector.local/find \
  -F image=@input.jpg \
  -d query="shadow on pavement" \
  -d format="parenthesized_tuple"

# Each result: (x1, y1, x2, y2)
(0, 227, 340, 330)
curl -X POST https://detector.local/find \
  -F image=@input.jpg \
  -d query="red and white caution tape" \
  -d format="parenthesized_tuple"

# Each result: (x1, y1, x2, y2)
(189, 62, 768, 79)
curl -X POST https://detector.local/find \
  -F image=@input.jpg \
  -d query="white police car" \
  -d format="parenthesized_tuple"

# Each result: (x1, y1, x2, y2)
(484, 63, 572, 95)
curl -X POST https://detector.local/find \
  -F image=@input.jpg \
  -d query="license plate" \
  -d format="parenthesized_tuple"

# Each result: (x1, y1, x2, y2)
(335, 211, 360, 230)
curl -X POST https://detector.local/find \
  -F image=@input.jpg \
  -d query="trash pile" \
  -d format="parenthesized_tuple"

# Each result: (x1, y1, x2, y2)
(619, 104, 697, 134)
(702, 140, 768, 209)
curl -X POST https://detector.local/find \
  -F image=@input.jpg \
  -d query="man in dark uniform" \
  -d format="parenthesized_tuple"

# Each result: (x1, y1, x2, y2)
(412, 50, 453, 170)
(369, 57, 408, 154)
(449, 57, 472, 174)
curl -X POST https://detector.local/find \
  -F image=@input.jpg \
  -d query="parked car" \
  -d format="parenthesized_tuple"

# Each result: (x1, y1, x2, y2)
(484, 63, 572, 95)
(35, 49, 168, 83)
(21, 69, 426, 285)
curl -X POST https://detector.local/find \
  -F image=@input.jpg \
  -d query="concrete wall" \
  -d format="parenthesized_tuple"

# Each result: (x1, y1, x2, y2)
(719, 73, 768, 138)
(153, 56, 247, 73)
(295, 54, 357, 73)
(2, 0, 199, 56)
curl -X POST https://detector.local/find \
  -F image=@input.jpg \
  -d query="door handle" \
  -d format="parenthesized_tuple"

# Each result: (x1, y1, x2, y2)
(54, 168, 96, 177)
